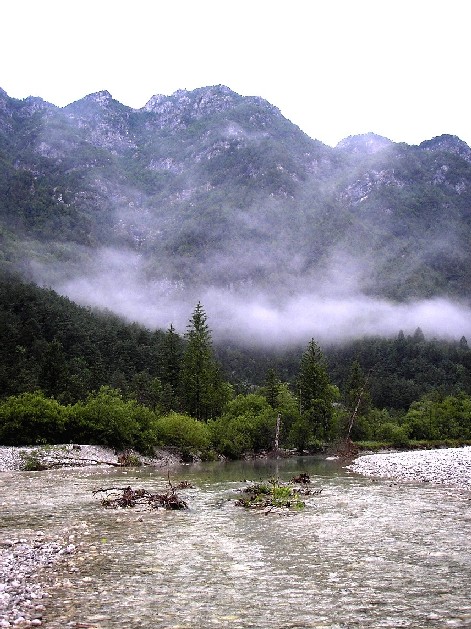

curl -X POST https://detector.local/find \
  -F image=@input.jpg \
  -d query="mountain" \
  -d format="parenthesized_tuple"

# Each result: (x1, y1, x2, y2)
(1, 85, 471, 340)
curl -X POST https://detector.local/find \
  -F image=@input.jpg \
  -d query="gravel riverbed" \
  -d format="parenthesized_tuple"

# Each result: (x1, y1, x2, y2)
(349, 446, 471, 489)
(0, 445, 181, 627)
(0, 530, 82, 628)
(1, 446, 470, 626)
(0, 444, 180, 473)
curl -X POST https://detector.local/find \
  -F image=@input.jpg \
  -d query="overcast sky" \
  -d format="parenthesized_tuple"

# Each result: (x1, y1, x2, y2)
(2, 0, 470, 147)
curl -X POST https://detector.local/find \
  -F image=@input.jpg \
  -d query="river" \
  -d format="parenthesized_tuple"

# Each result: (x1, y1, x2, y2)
(1, 456, 470, 628)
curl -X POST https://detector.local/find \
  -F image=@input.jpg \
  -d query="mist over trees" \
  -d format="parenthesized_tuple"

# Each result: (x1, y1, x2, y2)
(1, 275, 470, 454)
(1, 85, 471, 453)
(1, 85, 471, 343)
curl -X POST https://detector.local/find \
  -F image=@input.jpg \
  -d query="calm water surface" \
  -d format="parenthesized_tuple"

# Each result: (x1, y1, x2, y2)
(1, 457, 470, 628)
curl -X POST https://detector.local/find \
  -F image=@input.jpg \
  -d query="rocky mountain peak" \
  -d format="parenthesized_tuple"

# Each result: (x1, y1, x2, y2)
(142, 85, 243, 130)
(336, 133, 393, 155)
(63, 90, 125, 118)
(141, 85, 281, 131)
(20, 96, 56, 116)
(419, 134, 471, 163)
(83, 90, 114, 105)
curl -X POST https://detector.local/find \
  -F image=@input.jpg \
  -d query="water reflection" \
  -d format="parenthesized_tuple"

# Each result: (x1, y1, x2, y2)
(1, 457, 470, 628)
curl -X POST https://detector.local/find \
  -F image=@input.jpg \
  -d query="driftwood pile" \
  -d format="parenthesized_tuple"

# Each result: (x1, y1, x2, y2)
(93, 478, 192, 510)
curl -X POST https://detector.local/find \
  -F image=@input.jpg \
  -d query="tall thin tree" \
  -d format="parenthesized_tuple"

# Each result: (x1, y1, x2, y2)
(180, 303, 227, 421)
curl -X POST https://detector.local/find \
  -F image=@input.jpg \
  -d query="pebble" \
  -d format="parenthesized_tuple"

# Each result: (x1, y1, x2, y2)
(0, 444, 180, 473)
(0, 441, 179, 626)
(349, 446, 471, 488)
(0, 533, 78, 627)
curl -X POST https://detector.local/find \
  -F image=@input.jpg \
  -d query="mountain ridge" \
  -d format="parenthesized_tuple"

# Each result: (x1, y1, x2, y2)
(1, 84, 471, 341)
(2, 84, 470, 149)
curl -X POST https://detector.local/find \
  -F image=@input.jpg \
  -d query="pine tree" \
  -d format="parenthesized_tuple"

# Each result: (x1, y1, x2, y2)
(160, 323, 183, 410)
(296, 339, 336, 440)
(180, 303, 228, 421)
(263, 368, 281, 409)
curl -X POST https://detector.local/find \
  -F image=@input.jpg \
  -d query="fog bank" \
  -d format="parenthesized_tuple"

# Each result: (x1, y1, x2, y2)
(42, 248, 471, 346)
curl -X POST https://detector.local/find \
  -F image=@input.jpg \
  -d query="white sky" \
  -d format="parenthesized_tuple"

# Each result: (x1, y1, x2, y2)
(1, 0, 470, 147)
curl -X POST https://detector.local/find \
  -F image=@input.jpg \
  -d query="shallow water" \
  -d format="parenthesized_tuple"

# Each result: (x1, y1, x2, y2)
(1, 457, 470, 628)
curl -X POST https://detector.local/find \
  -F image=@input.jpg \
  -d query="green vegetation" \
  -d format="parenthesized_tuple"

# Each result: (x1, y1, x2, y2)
(0, 276, 470, 457)
(180, 302, 230, 421)
(235, 478, 307, 511)
(19, 450, 48, 471)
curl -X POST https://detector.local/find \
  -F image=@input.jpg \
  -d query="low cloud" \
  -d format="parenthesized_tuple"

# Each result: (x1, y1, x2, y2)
(40, 247, 471, 347)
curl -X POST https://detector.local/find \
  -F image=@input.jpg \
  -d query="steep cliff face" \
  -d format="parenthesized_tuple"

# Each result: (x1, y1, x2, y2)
(1, 85, 471, 302)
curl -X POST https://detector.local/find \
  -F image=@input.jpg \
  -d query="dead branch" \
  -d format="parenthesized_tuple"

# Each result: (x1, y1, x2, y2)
(54, 456, 122, 467)
(93, 485, 188, 510)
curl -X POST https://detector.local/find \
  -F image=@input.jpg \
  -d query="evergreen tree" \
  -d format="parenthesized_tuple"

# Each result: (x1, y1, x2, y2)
(180, 303, 229, 421)
(129, 370, 163, 411)
(263, 368, 281, 409)
(297, 339, 337, 440)
(413, 327, 425, 342)
(160, 323, 183, 410)
(344, 360, 371, 416)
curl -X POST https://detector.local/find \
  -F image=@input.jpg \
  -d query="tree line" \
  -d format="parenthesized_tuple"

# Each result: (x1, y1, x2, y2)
(1, 275, 470, 455)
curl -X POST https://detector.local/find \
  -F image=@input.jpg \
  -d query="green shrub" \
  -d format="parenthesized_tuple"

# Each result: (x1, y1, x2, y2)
(0, 391, 67, 445)
(287, 417, 312, 452)
(20, 451, 47, 471)
(378, 422, 410, 447)
(67, 386, 158, 451)
(209, 395, 277, 458)
(210, 415, 255, 459)
(155, 413, 211, 458)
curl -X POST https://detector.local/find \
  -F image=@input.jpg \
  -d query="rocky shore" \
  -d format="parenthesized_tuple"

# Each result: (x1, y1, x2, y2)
(0, 531, 80, 628)
(0, 444, 180, 473)
(349, 446, 471, 489)
(0, 445, 181, 627)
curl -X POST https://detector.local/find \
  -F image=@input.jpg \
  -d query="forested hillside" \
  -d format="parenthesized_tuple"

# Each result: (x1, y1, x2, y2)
(1, 276, 470, 452)
(1, 275, 469, 407)
(1, 85, 471, 453)
(1, 85, 471, 339)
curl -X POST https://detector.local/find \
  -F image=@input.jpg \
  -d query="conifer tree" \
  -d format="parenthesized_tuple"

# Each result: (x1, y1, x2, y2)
(180, 303, 228, 421)
(296, 339, 336, 440)
(161, 323, 183, 410)
(264, 368, 281, 409)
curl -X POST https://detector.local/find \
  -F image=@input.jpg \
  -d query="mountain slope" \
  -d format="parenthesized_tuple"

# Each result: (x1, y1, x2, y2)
(1, 85, 471, 340)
